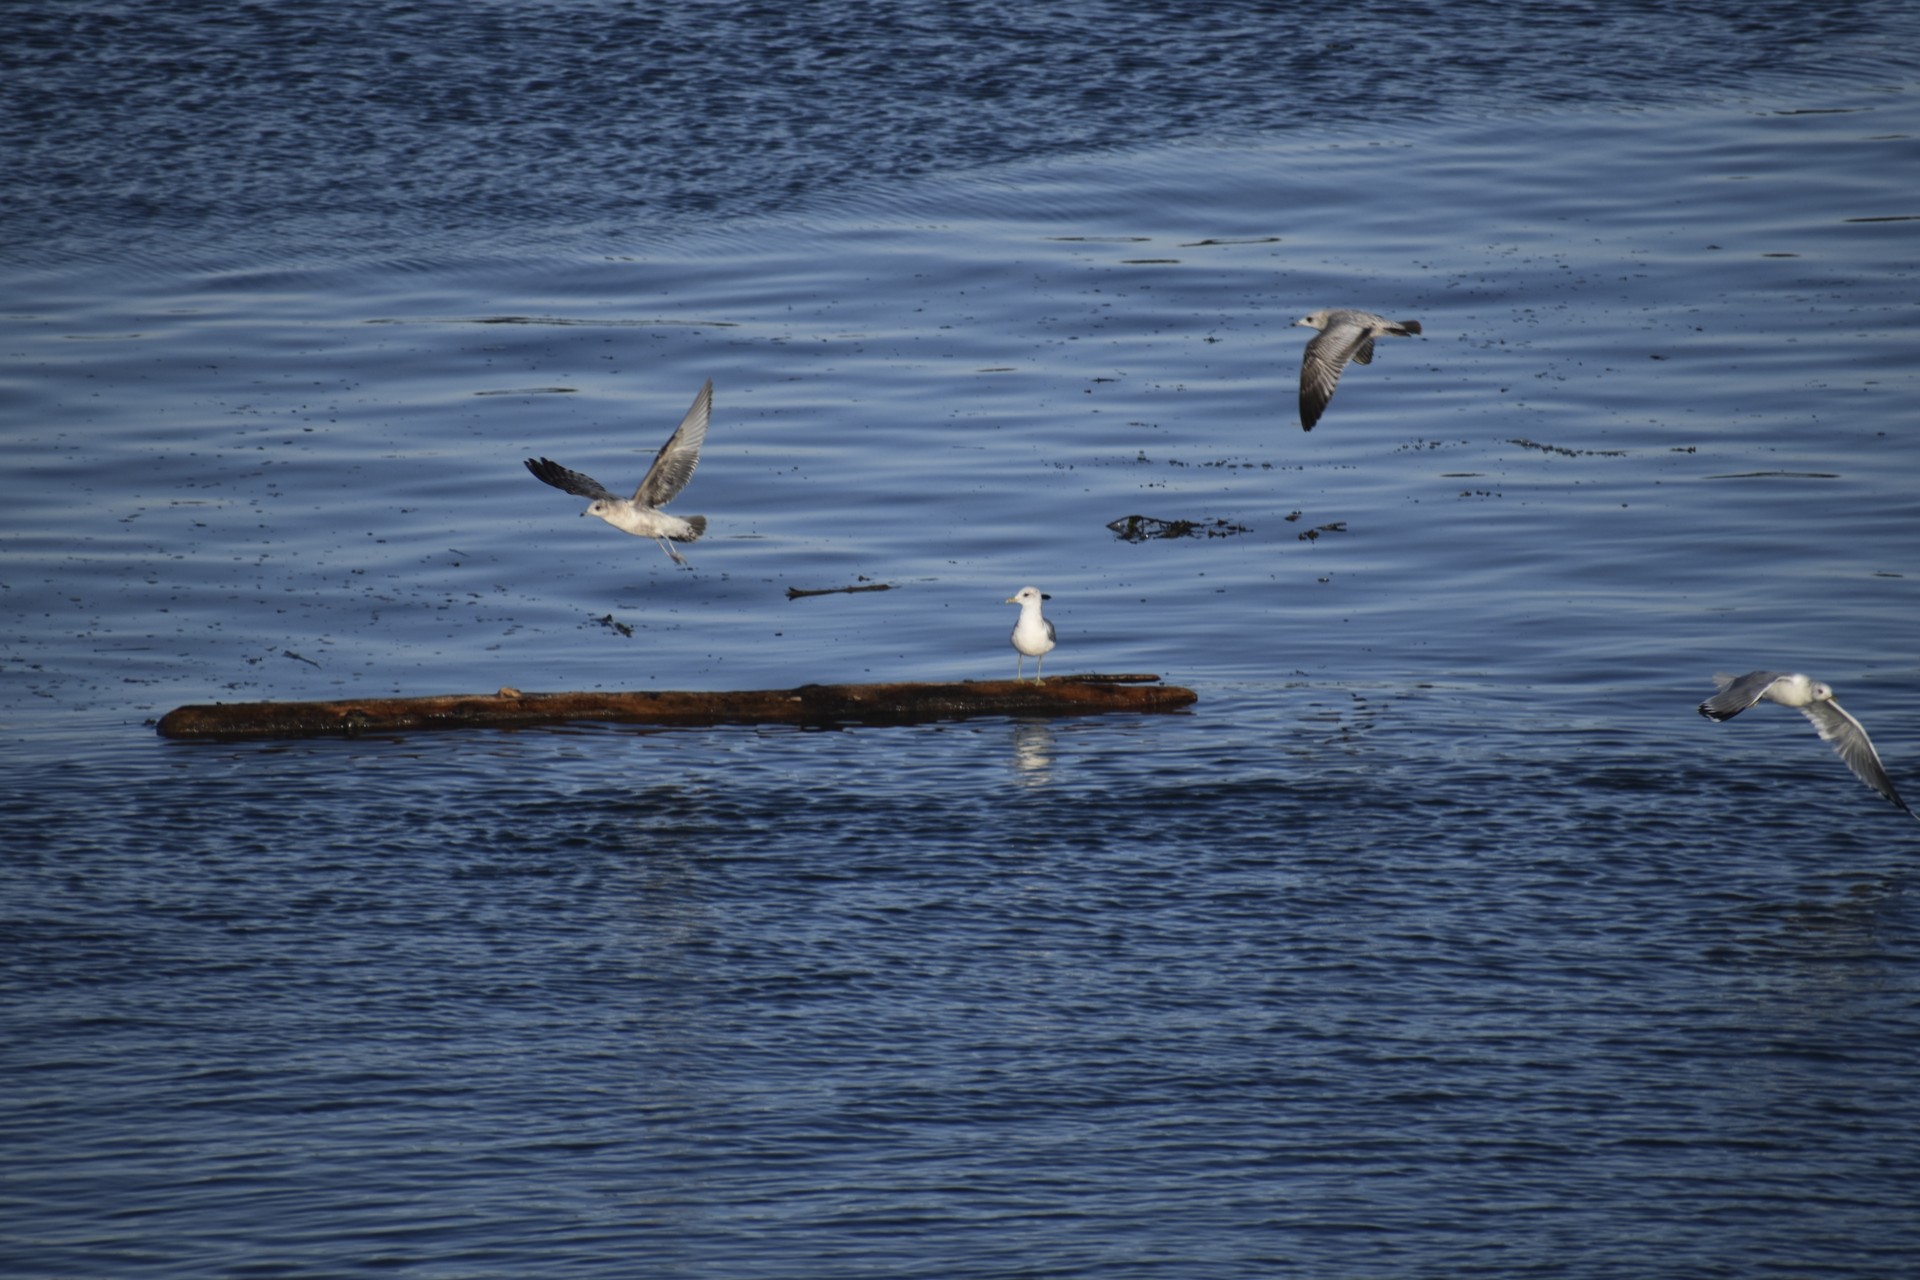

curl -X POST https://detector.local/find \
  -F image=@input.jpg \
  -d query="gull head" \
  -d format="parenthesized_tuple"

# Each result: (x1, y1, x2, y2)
(1294, 311, 1330, 331)
(585, 499, 612, 519)
(1005, 586, 1050, 607)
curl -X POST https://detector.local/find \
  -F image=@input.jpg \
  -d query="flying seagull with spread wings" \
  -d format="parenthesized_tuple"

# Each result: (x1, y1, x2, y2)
(524, 379, 713, 565)
(1292, 308, 1422, 431)
(1697, 671, 1914, 818)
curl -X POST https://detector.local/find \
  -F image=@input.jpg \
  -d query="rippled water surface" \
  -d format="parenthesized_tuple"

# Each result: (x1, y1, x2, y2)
(5, 2, 1920, 1276)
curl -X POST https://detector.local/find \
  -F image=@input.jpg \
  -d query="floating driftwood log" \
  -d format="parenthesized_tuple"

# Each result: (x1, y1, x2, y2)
(785, 582, 895, 599)
(155, 673, 1196, 741)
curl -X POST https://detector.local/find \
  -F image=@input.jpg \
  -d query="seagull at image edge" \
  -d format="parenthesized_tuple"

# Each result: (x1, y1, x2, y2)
(1697, 670, 1914, 818)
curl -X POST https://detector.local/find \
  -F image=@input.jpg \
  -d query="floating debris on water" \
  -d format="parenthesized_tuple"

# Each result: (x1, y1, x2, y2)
(1107, 514, 1251, 542)
(1706, 471, 1840, 480)
(787, 581, 896, 600)
(1508, 437, 1629, 458)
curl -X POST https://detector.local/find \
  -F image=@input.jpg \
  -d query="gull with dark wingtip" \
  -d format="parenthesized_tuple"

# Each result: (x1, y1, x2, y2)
(1292, 308, 1422, 431)
(524, 379, 713, 566)
(1005, 586, 1056, 682)
(1698, 671, 1915, 818)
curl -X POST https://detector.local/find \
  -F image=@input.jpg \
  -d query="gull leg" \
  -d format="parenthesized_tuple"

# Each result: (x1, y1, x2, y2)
(1035, 652, 1044, 684)
(657, 537, 688, 566)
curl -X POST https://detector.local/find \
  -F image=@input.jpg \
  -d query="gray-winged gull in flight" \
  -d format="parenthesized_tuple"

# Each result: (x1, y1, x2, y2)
(524, 379, 713, 565)
(1697, 671, 1914, 817)
(1005, 586, 1057, 682)
(1292, 308, 1422, 431)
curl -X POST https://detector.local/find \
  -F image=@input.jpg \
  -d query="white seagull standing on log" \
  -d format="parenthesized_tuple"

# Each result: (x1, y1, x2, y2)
(1005, 586, 1057, 682)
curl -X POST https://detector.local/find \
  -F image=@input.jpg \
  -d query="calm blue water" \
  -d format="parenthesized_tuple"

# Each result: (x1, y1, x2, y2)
(6, 2, 1920, 1276)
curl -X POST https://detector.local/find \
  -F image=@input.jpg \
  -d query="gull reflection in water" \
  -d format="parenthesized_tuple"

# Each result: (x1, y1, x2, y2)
(1010, 720, 1056, 787)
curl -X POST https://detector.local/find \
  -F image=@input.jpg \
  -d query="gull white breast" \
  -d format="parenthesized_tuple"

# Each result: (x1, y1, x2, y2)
(1005, 586, 1057, 683)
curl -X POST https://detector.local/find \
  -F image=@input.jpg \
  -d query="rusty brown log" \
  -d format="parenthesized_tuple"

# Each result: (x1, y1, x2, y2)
(155, 673, 1197, 741)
